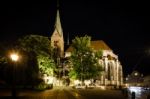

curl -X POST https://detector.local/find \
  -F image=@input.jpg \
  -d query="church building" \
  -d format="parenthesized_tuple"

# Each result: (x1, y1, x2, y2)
(50, 5, 123, 87)
(65, 41, 123, 86)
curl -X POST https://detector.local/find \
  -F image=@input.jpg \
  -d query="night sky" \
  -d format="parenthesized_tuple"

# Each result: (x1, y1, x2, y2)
(0, 0, 150, 76)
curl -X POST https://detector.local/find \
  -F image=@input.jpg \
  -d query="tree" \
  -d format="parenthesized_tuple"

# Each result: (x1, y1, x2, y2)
(37, 55, 55, 76)
(18, 35, 55, 77)
(0, 35, 55, 86)
(69, 35, 103, 83)
(18, 35, 51, 55)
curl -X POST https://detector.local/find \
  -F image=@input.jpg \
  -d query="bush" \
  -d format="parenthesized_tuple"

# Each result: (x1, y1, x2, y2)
(34, 82, 53, 91)
(34, 82, 47, 91)
(47, 84, 53, 89)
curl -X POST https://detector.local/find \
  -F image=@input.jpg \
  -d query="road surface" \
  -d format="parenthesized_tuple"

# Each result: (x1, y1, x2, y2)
(0, 86, 139, 99)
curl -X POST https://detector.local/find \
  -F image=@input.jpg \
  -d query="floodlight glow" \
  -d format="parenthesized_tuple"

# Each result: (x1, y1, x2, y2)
(47, 76, 54, 84)
(84, 80, 91, 85)
(100, 86, 106, 90)
(10, 54, 19, 62)
(74, 80, 81, 85)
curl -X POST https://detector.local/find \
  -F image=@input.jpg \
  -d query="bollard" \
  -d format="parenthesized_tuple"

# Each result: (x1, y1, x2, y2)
(131, 91, 135, 99)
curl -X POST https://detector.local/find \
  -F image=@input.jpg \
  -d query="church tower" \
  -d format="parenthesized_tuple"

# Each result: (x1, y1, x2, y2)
(51, 3, 64, 58)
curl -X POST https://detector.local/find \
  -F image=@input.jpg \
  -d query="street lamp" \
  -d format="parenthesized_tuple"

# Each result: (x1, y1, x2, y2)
(10, 54, 19, 62)
(10, 53, 19, 97)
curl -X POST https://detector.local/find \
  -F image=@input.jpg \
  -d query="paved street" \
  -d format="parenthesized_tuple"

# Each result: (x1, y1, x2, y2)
(0, 86, 128, 99)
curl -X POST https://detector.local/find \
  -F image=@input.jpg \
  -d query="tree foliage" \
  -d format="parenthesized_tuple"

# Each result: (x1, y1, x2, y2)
(18, 35, 55, 76)
(37, 55, 55, 76)
(0, 35, 55, 86)
(18, 35, 51, 55)
(69, 35, 103, 81)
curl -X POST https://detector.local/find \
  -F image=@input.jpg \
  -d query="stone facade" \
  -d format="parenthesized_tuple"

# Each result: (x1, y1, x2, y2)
(98, 50, 123, 86)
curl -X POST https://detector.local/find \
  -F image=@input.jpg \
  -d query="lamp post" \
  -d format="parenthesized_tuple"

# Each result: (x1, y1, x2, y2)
(10, 53, 19, 97)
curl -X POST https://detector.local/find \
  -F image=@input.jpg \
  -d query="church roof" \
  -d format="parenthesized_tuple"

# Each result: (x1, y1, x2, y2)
(66, 40, 112, 52)
(91, 40, 112, 51)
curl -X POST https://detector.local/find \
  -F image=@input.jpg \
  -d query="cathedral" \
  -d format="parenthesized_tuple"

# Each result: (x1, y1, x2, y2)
(50, 7, 123, 87)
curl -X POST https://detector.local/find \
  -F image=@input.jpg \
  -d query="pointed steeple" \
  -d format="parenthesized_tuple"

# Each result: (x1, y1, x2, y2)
(54, 10, 63, 37)
(53, 0, 63, 37)
(51, 0, 64, 57)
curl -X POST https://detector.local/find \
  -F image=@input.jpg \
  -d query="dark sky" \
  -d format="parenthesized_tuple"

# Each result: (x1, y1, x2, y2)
(0, 0, 150, 76)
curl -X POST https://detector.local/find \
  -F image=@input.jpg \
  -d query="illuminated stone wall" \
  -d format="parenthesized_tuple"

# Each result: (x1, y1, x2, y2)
(99, 50, 123, 86)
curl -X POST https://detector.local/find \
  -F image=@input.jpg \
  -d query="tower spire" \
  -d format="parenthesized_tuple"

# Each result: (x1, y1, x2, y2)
(51, 0, 64, 57)
(54, 10, 63, 37)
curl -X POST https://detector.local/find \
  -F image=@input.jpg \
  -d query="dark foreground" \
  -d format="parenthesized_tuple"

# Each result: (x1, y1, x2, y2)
(0, 87, 149, 99)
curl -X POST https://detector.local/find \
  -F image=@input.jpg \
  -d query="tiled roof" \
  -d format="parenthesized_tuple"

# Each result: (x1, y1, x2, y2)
(90, 40, 112, 51)
(66, 40, 112, 52)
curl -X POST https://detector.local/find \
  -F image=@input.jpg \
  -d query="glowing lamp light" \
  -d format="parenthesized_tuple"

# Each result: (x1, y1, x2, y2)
(128, 86, 142, 94)
(10, 54, 19, 62)
(134, 72, 138, 76)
